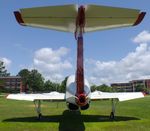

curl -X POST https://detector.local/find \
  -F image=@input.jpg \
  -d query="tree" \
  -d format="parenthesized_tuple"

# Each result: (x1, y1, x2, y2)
(91, 84, 112, 92)
(0, 61, 10, 77)
(135, 84, 146, 92)
(44, 80, 56, 92)
(18, 69, 30, 86)
(44, 76, 68, 93)
(17, 69, 44, 92)
(51, 82, 60, 92)
(59, 76, 68, 93)
(28, 69, 44, 92)
(91, 85, 97, 92)
(0, 79, 5, 87)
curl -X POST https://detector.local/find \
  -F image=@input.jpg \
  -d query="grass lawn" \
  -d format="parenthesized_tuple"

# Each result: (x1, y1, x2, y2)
(0, 95, 150, 131)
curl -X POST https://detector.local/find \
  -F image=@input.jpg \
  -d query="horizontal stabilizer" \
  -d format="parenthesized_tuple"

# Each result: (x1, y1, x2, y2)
(14, 5, 77, 32)
(14, 4, 146, 33)
(85, 5, 146, 32)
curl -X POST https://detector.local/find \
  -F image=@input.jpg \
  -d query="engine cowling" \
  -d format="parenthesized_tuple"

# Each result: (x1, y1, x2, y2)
(76, 93, 87, 106)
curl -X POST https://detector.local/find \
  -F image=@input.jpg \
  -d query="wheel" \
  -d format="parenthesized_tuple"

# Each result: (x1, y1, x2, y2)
(38, 113, 42, 120)
(110, 112, 115, 120)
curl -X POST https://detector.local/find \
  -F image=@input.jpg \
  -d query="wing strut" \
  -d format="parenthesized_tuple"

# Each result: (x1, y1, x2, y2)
(110, 99, 118, 120)
(34, 100, 42, 119)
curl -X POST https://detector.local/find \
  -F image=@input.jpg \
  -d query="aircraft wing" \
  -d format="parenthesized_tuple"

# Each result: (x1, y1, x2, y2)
(91, 91, 144, 101)
(7, 91, 65, 101)
(14, 4, 145, 33)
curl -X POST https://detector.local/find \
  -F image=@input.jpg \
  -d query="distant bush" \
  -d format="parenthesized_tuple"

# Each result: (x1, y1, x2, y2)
(0, 87, 20, 93)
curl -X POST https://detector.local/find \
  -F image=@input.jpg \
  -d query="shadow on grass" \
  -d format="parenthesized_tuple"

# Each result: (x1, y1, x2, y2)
(3, 110, 140, 131)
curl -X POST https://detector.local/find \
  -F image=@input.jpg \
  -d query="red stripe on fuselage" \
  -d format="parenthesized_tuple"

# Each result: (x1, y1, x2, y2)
(76, 36, 84, 95)
(75, 6, 86, 105)
(75, 6, 85, 39)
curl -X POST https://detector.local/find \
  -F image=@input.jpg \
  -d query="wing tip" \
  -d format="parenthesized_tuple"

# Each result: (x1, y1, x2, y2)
(5, 94, 9, 99)
(14, 11, 26, 26)
(142, 92, 147, 96)
(133, 12, 146, 26)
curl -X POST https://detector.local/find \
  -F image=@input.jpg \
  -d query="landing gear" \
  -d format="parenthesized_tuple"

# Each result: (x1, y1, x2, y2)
(110, 99, 118, 120)
(110, 112, 114, 120)
(38, 113, 42, 120)
(34, 100, 42, 120)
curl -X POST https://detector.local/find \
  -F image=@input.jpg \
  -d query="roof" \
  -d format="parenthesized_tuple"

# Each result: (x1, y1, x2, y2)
(0, 76, 21, 79)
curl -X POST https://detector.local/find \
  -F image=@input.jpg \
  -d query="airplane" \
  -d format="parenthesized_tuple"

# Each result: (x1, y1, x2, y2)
(7, 4, 146, 120)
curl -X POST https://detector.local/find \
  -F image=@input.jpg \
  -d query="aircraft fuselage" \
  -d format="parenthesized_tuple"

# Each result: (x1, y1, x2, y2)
(66, 75, 91, 110)
(65, 6, 90, 110)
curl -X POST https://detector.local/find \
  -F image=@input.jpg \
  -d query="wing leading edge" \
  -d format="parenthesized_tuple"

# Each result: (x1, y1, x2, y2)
(7, 91, 65, 101)
(91, 91, 144, 101)
(14, 4, 146, 33)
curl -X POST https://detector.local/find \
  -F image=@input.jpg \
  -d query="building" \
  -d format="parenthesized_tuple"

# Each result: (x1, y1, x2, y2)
(0, 76, 28, 93)
(111, 82, 133, 92)
(111, 79, 150, 93)
(0, 76, 22, 89)
(131, 79, 150, 92)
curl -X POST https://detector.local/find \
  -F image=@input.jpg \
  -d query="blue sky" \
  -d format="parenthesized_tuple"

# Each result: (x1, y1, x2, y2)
(0, 0, 150, 84)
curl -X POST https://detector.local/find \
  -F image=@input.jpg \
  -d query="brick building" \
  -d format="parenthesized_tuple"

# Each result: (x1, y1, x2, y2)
(111, 82, 133, 92)
(111, 79, 150, 93)
(0, 76, 28, 92)
(0, 76, 22, 88)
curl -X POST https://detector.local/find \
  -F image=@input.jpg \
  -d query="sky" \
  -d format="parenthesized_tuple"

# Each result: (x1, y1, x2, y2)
(0, 0, 150, 85)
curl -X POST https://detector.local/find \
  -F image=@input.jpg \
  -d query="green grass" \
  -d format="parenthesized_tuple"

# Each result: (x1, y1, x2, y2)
(0, 95, 150, 131)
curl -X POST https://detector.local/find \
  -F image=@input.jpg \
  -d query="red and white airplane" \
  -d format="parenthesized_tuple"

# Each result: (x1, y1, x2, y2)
(7, 4, 146, 119)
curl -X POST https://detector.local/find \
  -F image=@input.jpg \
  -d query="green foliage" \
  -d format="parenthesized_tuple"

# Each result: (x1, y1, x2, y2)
(0, 61, 10, 77)
(91, 84, 113, 92)
(59, 76, 68, 93)
(18, 69, 30, 86)
(135, 84, 150, 94)
(135, 85, 145, 92)
(145, 88, 150, 94)
(0, 87, 20, 93)
(17, 68, 68, 93)
(91, 85, 97, 92)
(18, 69, 44, 92)
(44, 80, 60, 92)
(17, 67, 116, 93)
(0, 79, 4, 87)
(28, 69, 44, 92)
(44, 80, 53, 91)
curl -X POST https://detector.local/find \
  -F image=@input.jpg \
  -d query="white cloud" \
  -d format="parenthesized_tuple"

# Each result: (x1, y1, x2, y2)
(86, 43, 150, 85)
(33, 47, 72, 82)
(22, 30, 150, 85)
(133, 30, 150, 44)
(14, 43, 33, 53)
(0, 57, 11, 69)
(85, 31, 150, 85)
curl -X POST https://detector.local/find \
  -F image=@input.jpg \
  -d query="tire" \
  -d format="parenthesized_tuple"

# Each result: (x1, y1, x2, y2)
(110, 112, 114, 120)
